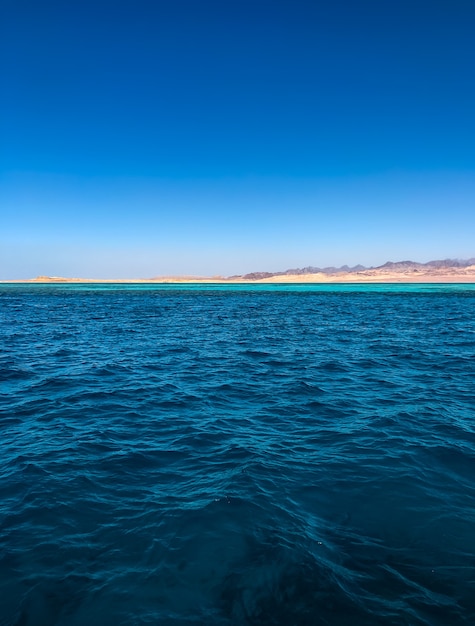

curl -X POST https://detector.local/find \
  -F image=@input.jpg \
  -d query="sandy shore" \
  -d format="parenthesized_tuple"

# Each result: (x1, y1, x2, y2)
(3, 266, 475, 284)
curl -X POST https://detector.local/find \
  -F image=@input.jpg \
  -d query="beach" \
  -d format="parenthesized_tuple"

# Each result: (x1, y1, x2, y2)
(4, 264, 475, 284)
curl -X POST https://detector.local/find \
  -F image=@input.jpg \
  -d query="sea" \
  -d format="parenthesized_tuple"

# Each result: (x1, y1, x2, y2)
(1, 283, 474, 625)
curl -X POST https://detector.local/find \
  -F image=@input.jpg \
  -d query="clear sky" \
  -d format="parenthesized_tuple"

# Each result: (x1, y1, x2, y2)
(1, 0, 474, 278)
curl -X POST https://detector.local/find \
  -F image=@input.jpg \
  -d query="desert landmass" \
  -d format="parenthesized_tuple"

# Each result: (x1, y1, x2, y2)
(3, 259, 475, 283)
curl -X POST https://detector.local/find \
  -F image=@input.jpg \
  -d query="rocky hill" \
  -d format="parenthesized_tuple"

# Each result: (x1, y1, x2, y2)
(239, 259, 475, 280)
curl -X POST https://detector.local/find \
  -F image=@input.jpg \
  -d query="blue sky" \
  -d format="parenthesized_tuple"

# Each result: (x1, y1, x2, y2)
(1, 0, 474, 278)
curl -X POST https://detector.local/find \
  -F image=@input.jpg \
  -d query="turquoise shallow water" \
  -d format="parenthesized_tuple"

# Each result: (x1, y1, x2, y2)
(1, 283, 474, 625)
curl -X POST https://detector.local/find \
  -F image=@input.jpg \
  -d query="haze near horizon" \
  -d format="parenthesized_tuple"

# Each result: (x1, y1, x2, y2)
(1, 0, 474, 279)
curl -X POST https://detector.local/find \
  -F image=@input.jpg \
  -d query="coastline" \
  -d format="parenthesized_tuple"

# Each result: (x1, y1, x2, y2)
(2, 268, 475, 285)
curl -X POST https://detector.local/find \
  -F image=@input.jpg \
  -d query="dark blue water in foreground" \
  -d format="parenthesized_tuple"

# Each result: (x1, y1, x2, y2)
(1, 283, 474, 625)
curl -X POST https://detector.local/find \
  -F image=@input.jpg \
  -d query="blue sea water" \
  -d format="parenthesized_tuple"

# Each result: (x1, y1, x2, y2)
(1, 283, 474, 625)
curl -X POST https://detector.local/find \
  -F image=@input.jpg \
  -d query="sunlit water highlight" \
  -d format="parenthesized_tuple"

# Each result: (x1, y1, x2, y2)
(1, 283, 474, 625)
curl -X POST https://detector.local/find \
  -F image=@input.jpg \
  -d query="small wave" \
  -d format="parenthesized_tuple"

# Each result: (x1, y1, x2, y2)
(1, 285, 474, 624)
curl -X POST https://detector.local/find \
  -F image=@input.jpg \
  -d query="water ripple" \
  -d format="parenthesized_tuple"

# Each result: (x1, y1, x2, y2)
(1, 284, 474, 624)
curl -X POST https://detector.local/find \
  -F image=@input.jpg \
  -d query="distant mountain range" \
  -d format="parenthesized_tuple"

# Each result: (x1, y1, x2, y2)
(237, 259, 475, 280)
(10, 258, 475, 284)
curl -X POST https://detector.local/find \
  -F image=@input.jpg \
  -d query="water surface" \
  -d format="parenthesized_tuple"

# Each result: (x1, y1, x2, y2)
(1, 283, 474, 624)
